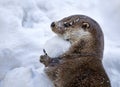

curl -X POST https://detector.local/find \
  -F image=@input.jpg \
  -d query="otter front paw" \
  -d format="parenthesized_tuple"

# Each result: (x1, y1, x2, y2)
(40, 49, 51, 67)
(40, 55, 51, 67)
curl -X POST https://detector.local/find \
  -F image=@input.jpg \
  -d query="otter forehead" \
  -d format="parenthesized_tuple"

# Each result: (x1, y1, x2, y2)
(59, 15, 91, 25)
(59, 15, 80, 25)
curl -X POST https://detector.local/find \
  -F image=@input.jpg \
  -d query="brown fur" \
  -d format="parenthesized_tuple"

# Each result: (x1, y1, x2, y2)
(40, 15, 111, 87)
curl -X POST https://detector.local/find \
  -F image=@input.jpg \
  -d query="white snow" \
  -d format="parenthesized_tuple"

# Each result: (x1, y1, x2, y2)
(43, 36, 71, 58)
(0, 0, 120, 87)
(0, 49, 20, 81)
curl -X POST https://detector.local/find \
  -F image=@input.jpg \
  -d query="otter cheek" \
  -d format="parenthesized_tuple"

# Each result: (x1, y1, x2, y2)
(62, 28, 67, 34)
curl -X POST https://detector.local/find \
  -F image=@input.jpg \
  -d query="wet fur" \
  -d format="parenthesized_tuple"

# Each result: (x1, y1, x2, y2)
(40, 15, 111, 87)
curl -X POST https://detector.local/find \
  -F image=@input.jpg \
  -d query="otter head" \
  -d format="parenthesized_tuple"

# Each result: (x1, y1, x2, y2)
(51, 15, 104, 59)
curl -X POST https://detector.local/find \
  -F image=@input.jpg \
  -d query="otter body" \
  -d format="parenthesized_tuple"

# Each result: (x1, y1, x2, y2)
(40, 15, 111, 87)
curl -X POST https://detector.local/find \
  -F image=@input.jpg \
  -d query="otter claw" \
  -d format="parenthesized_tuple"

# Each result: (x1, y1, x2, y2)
(43, 49, 48, 55)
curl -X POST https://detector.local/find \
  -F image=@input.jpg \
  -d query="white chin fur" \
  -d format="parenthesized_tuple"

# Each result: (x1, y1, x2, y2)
(43, 36, 71, 58)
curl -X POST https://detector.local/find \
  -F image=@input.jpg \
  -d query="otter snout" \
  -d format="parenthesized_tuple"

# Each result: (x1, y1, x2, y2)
(51, 21, 66, 35)
(51, 22, 56, 28)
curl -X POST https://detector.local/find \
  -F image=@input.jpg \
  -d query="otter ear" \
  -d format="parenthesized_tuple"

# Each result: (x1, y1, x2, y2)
(81, 22, 90, 29)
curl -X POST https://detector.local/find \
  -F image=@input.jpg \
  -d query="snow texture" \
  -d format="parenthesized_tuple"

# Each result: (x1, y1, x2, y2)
(0, 0, 120, 87)
(44, 36, 71, 58)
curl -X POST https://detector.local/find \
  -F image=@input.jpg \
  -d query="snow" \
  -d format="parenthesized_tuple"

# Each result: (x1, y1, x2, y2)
(0, 49, 20, 81)
(44, 36, 71, 58)
(0, 0, 120, 87)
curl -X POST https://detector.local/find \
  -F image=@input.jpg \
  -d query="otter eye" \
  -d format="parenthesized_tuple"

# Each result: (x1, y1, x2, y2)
(63, 23, 72, 27)
(82, 22, 90, 29)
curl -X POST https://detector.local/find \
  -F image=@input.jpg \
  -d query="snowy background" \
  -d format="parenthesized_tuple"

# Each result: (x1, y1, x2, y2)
(0, 0, 120, 87)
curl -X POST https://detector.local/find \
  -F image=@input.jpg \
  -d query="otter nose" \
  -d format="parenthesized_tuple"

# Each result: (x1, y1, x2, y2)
(51, 22, 55, 27)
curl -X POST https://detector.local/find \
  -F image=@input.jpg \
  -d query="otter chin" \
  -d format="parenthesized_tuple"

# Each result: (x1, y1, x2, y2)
(40, 15, 111, 87)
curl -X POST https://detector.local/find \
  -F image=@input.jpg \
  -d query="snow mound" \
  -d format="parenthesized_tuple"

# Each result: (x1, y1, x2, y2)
(1, 67, 33, 87)
(0, 49, 21, 81)
(1, 67, 54, 87)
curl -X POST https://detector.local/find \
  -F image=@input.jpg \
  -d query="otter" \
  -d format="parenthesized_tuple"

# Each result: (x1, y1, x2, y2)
(40, 15, 111, 87)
